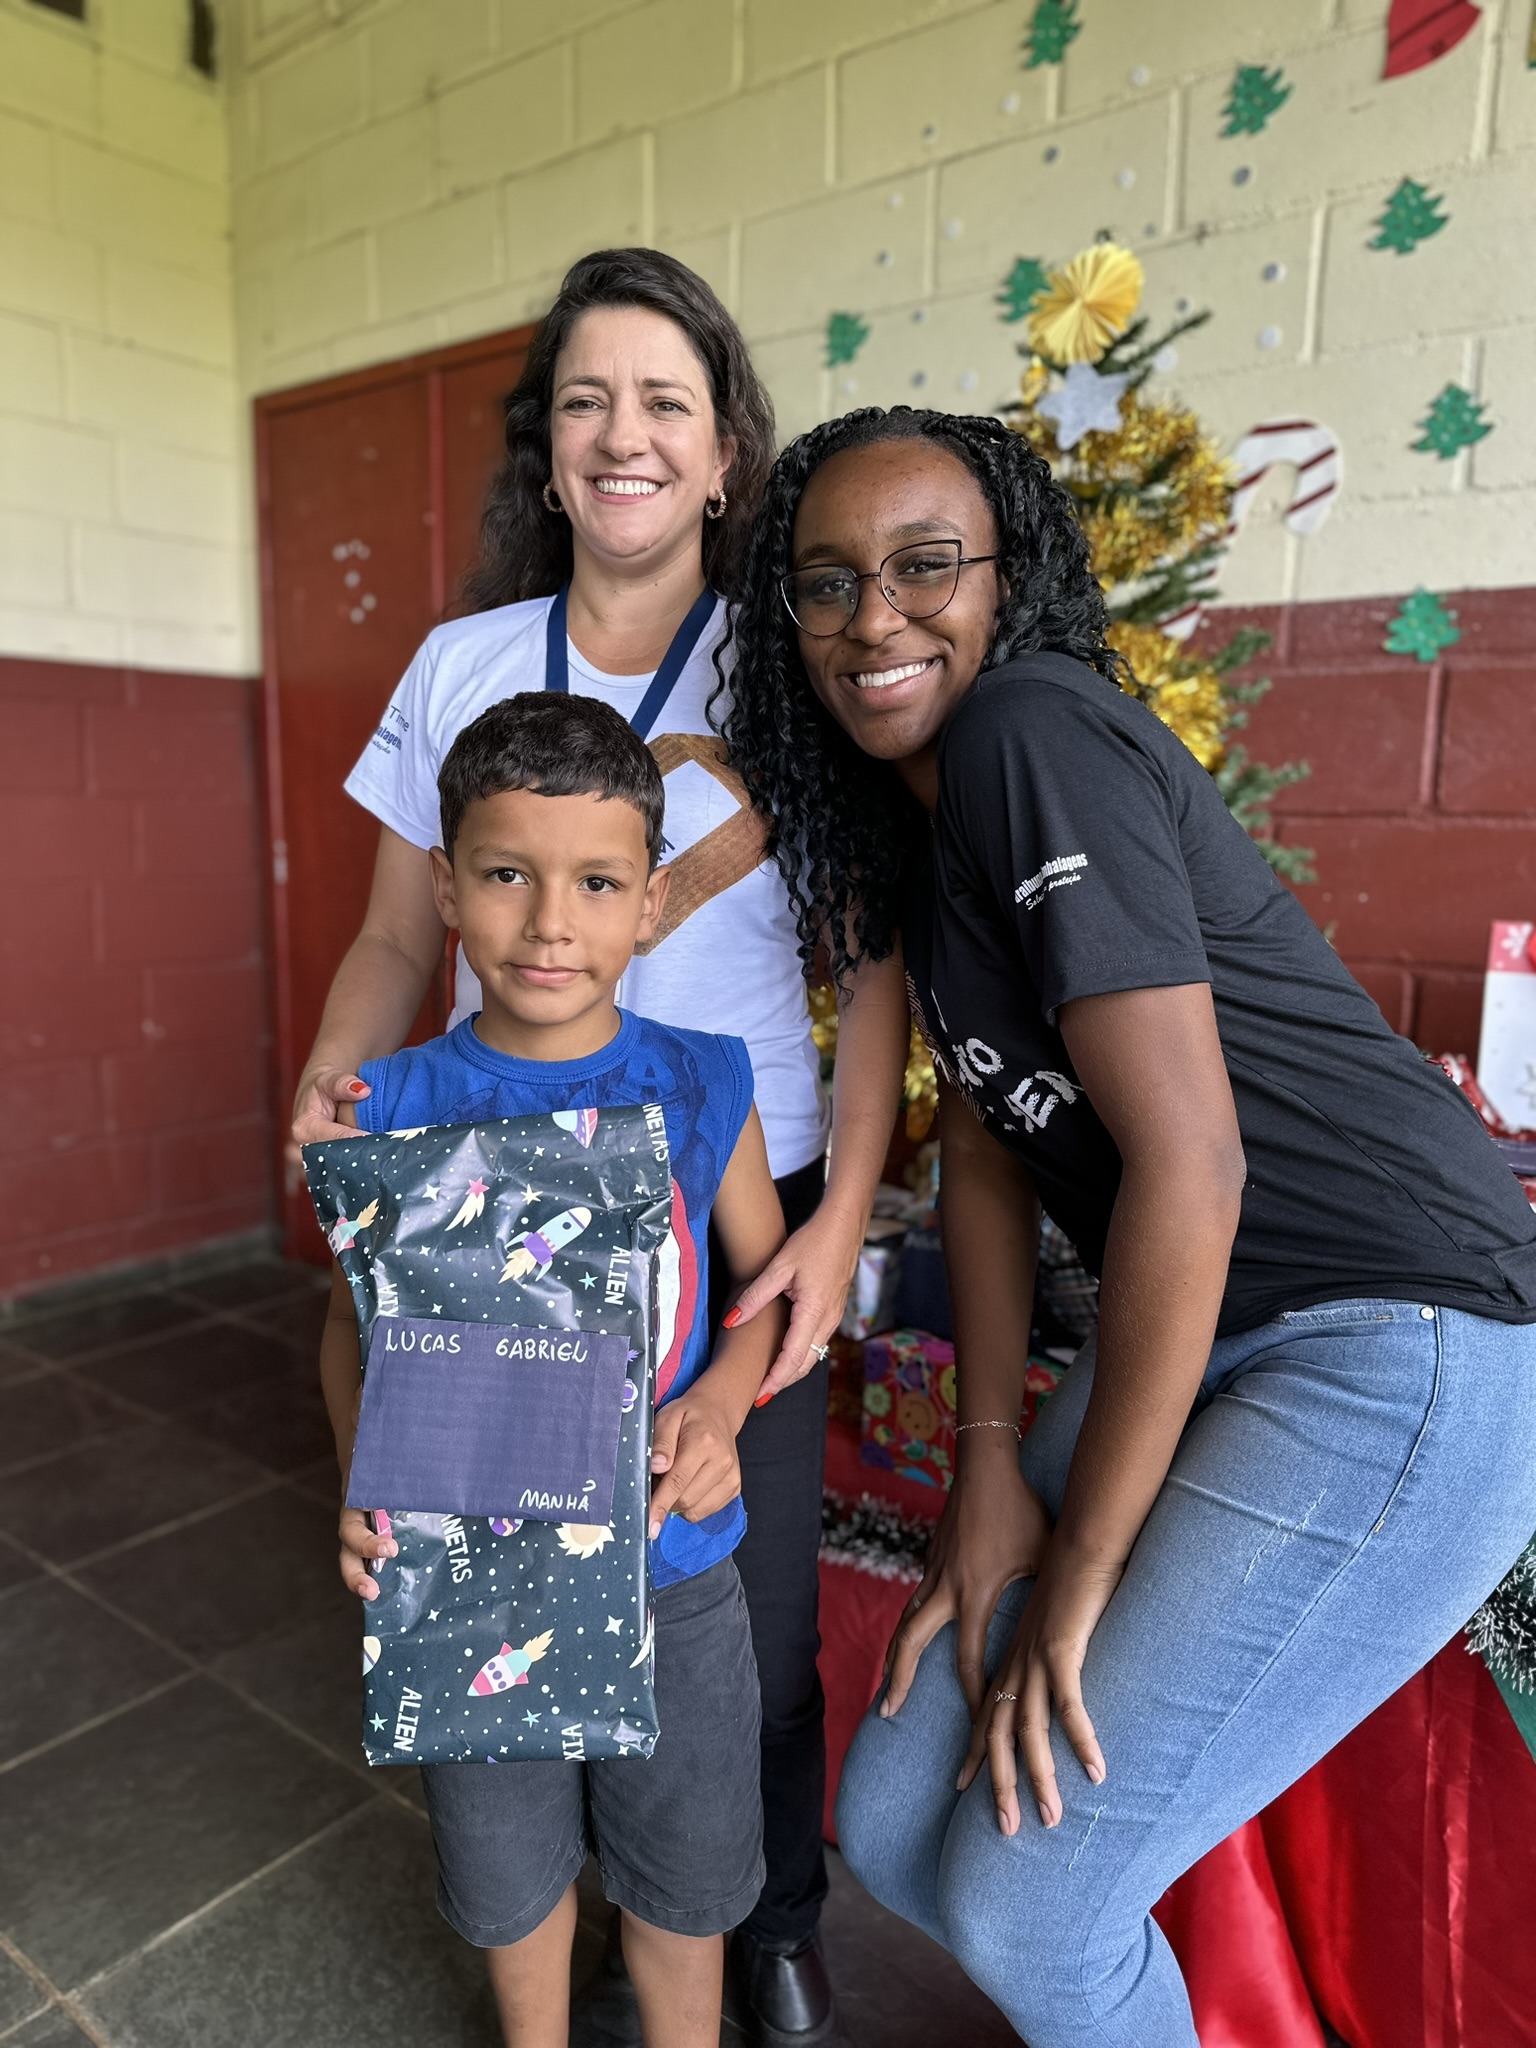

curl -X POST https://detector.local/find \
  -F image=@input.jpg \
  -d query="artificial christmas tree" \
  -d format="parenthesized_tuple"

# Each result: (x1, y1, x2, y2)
(1003, 242, 1315, 881)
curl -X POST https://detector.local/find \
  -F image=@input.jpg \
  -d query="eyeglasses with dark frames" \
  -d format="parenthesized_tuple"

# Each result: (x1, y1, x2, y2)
(779, 538, 999, 637)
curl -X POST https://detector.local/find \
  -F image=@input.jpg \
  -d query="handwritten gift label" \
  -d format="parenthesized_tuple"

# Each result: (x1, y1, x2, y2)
(347, 1318, 630, 1524)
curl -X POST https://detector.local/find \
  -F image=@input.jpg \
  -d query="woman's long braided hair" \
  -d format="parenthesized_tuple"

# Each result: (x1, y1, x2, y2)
(716, 406, 1122, 983)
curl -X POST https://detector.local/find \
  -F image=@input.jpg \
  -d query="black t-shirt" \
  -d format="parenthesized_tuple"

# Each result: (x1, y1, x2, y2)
(903, 653, 1536, 1336)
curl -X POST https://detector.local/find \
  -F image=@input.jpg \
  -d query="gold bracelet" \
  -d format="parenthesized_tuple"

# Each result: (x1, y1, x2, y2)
(955, 1419, 1021, 1439)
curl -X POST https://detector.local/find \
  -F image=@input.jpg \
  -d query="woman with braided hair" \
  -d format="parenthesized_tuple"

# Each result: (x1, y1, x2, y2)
(720, 406, 1536, 2047)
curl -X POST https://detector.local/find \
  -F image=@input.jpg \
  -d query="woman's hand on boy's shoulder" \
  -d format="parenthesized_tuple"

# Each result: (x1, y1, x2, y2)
(339, 1506, 396, 1601)
(290, 1066, 371, 1156)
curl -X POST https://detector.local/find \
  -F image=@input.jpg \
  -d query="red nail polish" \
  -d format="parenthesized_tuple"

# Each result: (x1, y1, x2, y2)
(721, 1307, 742, 1329)
(348, 1081, 367, 1095)
(754, 1389, 774, 1408)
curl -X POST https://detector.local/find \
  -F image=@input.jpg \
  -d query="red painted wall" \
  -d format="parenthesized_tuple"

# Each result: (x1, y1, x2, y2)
(1204, 586, 1536, 1060)
(0, 585, 1529, 1298)
(0, 655, 273, 1299)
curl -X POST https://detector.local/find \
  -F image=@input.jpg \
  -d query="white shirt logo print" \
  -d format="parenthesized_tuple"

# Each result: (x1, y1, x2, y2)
(1004, 1069, 1079, 1131)
(947, 1032, 1080, 1136)
(952, 1037, 1004, 1090)
(1015, 852, 1088, 910)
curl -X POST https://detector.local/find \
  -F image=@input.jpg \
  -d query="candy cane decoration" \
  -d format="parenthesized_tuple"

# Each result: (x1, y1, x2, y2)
(1162, 416, 1342, 641)
(1229, 418, 1342, 535)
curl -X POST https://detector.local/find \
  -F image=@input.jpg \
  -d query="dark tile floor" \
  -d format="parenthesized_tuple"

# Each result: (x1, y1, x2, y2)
(0, 1257, 1017, 2048)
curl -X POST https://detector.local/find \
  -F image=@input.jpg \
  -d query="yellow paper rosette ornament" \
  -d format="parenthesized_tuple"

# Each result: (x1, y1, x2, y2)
(1026, 243, 1144, 364)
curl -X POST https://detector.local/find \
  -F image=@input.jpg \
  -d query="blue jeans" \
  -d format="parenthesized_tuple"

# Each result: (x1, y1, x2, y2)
(836, 1302, 1536, 2046)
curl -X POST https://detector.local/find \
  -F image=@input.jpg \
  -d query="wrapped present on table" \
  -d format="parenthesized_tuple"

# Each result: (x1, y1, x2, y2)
(839, 1217, 907, 1338)
(860, 1329, 1066, 1490)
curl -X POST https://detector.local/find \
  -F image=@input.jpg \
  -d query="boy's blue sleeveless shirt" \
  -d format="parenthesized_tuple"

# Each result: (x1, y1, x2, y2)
(356, 1010, 755, 1587)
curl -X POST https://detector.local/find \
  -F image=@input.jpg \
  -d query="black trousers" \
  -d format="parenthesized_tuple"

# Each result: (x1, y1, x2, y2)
(709, 1156, 830, 1949)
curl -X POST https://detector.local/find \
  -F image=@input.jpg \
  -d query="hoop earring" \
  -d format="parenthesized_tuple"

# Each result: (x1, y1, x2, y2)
(542, 482, 564, 514)
(705, 491, 727, 521)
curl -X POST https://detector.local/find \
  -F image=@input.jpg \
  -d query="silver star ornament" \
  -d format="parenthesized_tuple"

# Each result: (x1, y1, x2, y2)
(1037, 361, 1130, 450)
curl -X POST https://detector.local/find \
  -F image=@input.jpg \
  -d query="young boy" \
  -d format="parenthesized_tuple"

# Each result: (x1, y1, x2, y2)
(317, 692, 789, 2048)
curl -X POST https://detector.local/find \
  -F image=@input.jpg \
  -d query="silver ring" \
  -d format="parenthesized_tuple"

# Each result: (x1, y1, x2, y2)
(993, 1690, 1019, 1705)
(811, 1342, 830, 1363)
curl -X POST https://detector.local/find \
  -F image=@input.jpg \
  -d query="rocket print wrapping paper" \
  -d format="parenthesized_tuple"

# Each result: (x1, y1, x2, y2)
(302, 1104, 673, 1767)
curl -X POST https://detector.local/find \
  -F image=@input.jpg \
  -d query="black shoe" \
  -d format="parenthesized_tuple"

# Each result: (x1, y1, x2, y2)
(569, 1912, 643, 2048)
(727, 1929, 848, 2046)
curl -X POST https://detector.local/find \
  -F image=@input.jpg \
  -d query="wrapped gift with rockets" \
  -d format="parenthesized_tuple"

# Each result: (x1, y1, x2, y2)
(303, 1105, 674, 1766)
(860, 1330, 1066, 1490)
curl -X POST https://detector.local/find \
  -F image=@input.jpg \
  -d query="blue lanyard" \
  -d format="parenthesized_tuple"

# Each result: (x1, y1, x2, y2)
(544, 583, 718, 741)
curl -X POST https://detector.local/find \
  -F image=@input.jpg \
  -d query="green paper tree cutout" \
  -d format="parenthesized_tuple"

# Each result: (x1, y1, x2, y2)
(1024, 0, 1081, 67)
(997, 256, 1049, 323)
(1384, 588, 1460, 662)
(1222, 63, 1292, 136)
(1413, 383, 1492, 459)
(1370, 177, 1449, 254)
(824, 311, 870, 368)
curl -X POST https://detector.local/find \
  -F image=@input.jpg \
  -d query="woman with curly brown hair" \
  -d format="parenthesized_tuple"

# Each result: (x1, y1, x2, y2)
(294, 252, 909, 2047)
(721, 405, 1536, 2046)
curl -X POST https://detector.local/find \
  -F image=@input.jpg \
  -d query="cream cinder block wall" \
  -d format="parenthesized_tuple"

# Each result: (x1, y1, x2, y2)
(5, 0, 1532, 671)
(225, 0, 1536, 607)
(0, 0, 254, 673)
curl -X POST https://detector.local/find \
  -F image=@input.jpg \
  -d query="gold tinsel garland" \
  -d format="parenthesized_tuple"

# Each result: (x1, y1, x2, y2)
(1025, 244, 1145, 365)
(1105, 622, 1228, 773)
(1015, 383, 1234, 588)
(808, 978, 838, 1061)
(1009, 359, 1237, 770)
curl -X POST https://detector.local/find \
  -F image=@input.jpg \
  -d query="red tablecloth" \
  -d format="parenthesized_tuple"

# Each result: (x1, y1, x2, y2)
(819, 1424, 1536, 2047)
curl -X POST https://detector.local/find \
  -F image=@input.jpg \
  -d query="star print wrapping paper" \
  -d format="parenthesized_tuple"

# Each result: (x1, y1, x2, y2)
(302, 1105, 672, 1766)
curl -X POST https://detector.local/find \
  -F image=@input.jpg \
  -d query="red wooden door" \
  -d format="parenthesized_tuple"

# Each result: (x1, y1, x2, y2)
(256, 326, 534, 1257)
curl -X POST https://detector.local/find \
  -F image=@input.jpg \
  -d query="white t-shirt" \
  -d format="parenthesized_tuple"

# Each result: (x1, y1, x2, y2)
(344, 593, 829, 1179)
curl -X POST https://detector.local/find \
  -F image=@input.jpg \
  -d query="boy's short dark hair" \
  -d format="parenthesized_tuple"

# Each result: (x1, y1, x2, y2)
(438, 693, 666, 866)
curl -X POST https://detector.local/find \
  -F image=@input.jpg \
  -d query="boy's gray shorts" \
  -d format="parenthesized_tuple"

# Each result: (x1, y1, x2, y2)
(420, 1557, 765, 1944)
